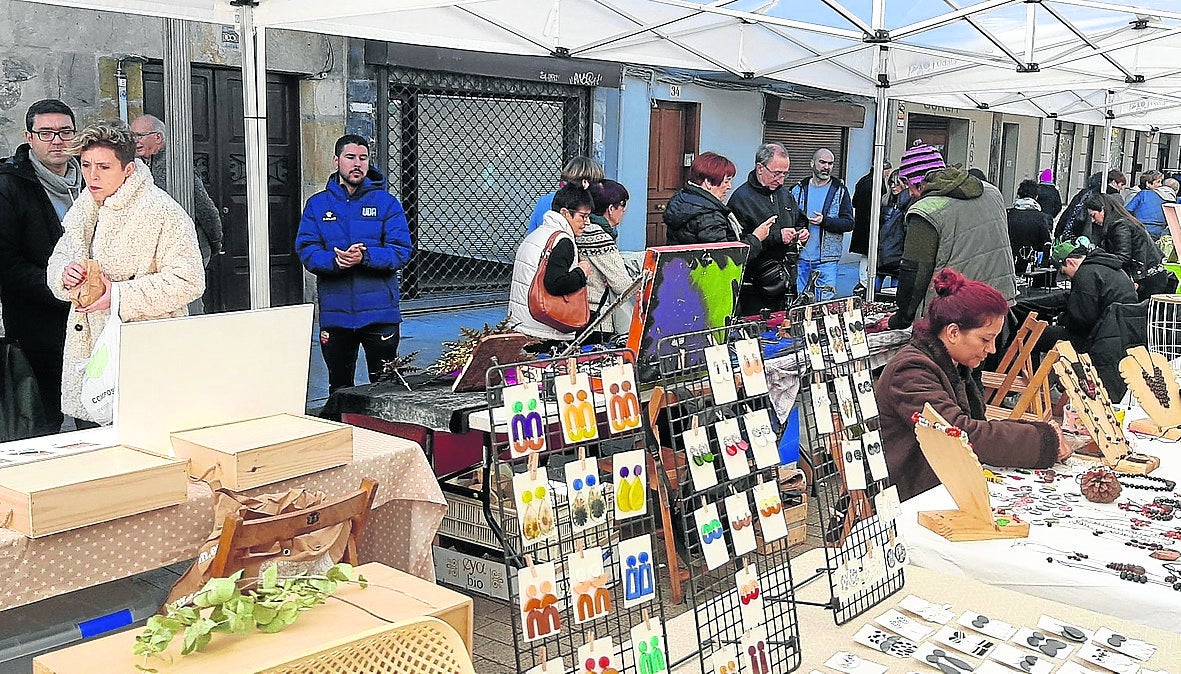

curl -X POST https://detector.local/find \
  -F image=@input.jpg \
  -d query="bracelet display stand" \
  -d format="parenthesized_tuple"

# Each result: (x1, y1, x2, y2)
(913, 403, 1031, 541)
(654, 322, 803, 674)
(1052, 341, 1160, 475)
(1120, 345, 1181, 441)
(484, 349, 670, 674)
(787, 298, 904, 625)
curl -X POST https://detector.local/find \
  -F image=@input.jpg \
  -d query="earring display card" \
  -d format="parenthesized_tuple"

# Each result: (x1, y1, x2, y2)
(824, 651, 888, 674)
(852, 624, 918, 658)
(988, 643, 1053, 674)
(933, 625, 998, 658)
(824, 313, 850, 364)
(715, 417, 751, 480)
(725, 490, 758, 556)
(874, 485, 903, 524)
(1075, 644, 1142, 674)
(503, 383, 547, 457)
(898, 594, 955, 625)
(1036, 615, 1093, 644)
(555, 372, 599, 444)
(1059, 663, 1106, 674)
(618, 534, 656, 608)
(841, 439, 868, 491)
(526, 657, 565, 674)
(875, 608, 934, 642)
(630, 620, 669, 674)
(753, 480, 788, 542)
(743, 408, 780, 469)
(602, 362, 643, 435)
(846, 307, 871, 359)
(565, 458, 608, 533)
(519, 562, 562, 643)
(811, 381, 836, 434)
(736, 563, 764, 630)
(568, 548, 611, 624)
(513, 469, 557, 547)
(834, 558, 865, 603)
(957, 612, 1018, 641)
(577, 637, 619, 674)
(1012, 627, 1073, 660)
(859, 547, 886, 589)
(1093, 627, 1157, 662)
(834, 375, 858, 426)
(911, 641, 975, 672)
(861, 429, 888, 482)
(693, 502, 731, 570)
(739, 626, 772, 673)
(804, 320, 825, 370)
(734, 338, 769, 396)
(683, 424, 719, 491)
(612, 449, 648, 520)
(705, 343, 739, 404)
(852, 369, 879, 419)
(708, 645, 741, 674)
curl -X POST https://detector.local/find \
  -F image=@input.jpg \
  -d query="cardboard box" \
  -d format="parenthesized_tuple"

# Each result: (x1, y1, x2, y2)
(32, 562, 473, 674)
(170, 414, 353, 490)
(0, 446, 187, 538)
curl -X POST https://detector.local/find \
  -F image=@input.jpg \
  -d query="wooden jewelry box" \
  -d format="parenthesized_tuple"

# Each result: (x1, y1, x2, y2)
(0, 445, 188, 538)
(169, 413, 353, 490)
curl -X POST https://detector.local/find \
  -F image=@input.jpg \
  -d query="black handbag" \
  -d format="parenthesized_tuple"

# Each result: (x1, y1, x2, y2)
(747, 255, 788, 298)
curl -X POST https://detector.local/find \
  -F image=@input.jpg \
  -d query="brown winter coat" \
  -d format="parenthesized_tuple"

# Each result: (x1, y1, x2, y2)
(875, 330, 1058, 501)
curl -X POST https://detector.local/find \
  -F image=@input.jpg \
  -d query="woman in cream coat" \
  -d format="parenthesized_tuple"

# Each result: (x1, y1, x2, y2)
(47, 120, 204, 425)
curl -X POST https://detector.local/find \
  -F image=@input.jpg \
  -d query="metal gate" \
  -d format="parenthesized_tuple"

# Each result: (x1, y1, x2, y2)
(384, 68, 590, 308)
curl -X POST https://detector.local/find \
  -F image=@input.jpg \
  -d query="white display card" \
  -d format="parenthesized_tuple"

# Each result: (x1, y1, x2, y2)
(513, 469, 557, 547)
(612, 449, 648, 520)
(724, 491, 758, 556)
(715, 417, 751, 480)
(840, 439, 868, 491)
(1075, 644, 1142, 674)
(833, 375, 858, 426)
(804, 320, 825, 370)
(861, 429, 888, 482)
(753, 480, 788, 542)
(618, 534, 656, 608)
(810, 381, 835, 434)
(565, 458, 607, 532)
(833, 558, 864, 603)
(576, 637, 618, 674)
(860, 544, 886, 588)
(957, 611, 1018, 641)
(911, 640, 975, 672)
(738, 626, 772, 674)
(503, 383, 547, 457)
(630, 620, 668, 674)
(824, 652, 888, 674)
(705, 343, 738, 404)
(555, 372, 598, 444)
(525, 657, 565, 674)
(707, 645, 741, 674)
(1093, 627, 1157, 662)
(853, 624, 917, 658)
(567, 547, 610, 624)
(852, 368, 879, 419)
(874, 485, 903, 524)
(988, 643, 1053, 674)
(735, 563, 764, 630)
(1012, 626, 1074, 660)
(898, 595, 954, 625)
(518, 561, 561, 642)
(875, 608, 934, 642)
(933, 624, 998, 658)
(693, 502, 731, 571)
(1058, 662, 1105, 674)
(682, 425, 718, 492)
(824, 313, 850, 364)
(846, 307, 871, 359)
(602, 361, 642, 435)
(744, 408, 781, 470)
(1036, 615, 1093, 644)
(734, 338, 769, 396)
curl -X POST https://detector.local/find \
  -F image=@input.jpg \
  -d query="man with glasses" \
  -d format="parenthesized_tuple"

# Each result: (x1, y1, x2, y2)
(130, 115, 223, 314)
(789, 148, 854, 300)
(728, 143, 808, 315)
(0, 99, 83, 435)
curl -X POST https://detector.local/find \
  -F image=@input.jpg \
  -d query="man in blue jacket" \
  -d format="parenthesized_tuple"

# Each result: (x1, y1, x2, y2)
(789, 148, 854, 299)
(296, 134, 413, 393)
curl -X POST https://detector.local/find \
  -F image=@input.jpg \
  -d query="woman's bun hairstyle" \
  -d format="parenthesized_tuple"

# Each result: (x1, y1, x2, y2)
(931, 268, 966, 298)
(917, 267, 1009, 339)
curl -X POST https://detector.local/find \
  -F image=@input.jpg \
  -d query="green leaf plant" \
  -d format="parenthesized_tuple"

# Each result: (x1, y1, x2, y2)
(132, 563, 368, 672)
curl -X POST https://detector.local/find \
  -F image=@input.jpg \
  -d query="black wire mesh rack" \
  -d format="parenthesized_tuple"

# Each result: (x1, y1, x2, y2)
(484, 349, 670, 674)
(654, 321, 803, 674)
(788, 297, 906, 625)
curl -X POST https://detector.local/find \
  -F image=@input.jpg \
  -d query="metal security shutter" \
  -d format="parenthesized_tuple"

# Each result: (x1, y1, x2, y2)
(763, 122, 847, 187)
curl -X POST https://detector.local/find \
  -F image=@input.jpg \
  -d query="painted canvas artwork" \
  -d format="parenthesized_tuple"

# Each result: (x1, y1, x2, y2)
(627, 243, 749, 381)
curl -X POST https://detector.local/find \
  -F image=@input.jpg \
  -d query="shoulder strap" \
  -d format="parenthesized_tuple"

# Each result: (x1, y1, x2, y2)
(540, 230, 568, 257)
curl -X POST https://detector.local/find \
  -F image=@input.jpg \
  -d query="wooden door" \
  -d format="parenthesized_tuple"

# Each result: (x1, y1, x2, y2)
(144, 65, 303, 312)
(647, 102, 699, 247)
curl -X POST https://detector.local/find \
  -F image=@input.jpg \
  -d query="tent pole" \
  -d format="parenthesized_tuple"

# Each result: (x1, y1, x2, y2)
(237, 0, 271, 309)
(163, 18, 195, 217)
(1100, 89, 1114, 186)
(865, 43, 889, 302)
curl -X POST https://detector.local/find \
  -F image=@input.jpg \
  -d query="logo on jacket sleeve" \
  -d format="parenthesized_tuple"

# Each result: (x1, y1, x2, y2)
(361, 206, 378, 218)
(322, 210, 337, 221)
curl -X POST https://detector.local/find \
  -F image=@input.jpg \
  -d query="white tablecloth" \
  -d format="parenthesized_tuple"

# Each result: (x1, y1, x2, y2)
(899, 430, 1181, 632)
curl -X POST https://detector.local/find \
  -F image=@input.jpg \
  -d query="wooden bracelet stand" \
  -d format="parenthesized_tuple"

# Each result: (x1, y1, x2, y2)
(1120, 346, 1181, 441)
(914, 404, 1030, 542)
(1052, 341, 1159, 475)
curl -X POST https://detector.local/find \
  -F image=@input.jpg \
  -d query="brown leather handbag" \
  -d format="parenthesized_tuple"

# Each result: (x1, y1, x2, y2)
(528, 231, 589, 332)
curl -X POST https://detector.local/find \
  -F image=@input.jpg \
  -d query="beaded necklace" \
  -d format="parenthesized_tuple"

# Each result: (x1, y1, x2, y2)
(1116, 474, 1177, 493)
(1131, 350, 1172, 408)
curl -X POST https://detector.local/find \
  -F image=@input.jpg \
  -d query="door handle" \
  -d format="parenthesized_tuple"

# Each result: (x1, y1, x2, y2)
(655, 203, 667, 211)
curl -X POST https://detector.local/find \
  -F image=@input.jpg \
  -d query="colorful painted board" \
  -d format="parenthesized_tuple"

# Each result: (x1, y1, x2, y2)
(626, 243, 749, 380)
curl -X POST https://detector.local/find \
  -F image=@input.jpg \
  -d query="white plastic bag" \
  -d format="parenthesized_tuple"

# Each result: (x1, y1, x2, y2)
(80, 284, 120, 425)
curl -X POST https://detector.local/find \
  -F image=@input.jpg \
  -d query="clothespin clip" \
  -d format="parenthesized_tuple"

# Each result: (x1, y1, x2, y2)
(691, 415, 700, 431)
(526, 554, 537, 578)
(529, 453, 539, 481)
(586, 630, 595, 648)
(539, 647, 548, 671)
(643, 608, 652, 630)
(567, 357, 578, 384)
(576, 540, 585, 557)
(578, 446, 587, 463)
(678, 348, 687, 371)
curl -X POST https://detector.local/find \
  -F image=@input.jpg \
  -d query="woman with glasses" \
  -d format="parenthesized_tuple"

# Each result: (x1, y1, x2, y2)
(46, 120, 204, 427)
(582, 179, 637, 338)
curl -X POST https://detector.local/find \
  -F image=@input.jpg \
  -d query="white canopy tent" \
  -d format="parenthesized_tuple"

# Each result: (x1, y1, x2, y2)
(25, 0, 1181, 304)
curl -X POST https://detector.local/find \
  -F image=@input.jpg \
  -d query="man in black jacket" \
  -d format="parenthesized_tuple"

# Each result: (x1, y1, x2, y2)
(1035, 240, 1137, 353)
(0, 99, 81, 434)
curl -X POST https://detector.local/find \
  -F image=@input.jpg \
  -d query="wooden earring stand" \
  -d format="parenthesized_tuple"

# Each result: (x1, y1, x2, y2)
(1120, 346, 1181, 441)
(1052, 342, 1160, 475)
(913, 404, 1029, 542)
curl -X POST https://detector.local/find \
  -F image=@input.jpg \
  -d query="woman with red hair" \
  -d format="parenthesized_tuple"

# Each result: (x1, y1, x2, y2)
(875, 269, 1071, 500)
(662, 151, 772, 251)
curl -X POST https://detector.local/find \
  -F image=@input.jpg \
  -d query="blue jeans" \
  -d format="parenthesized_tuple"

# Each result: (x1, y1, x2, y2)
(797, 259, 839, 300)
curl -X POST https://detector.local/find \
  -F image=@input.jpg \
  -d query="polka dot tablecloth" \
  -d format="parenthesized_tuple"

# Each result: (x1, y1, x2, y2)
(0, 428, 445, 610)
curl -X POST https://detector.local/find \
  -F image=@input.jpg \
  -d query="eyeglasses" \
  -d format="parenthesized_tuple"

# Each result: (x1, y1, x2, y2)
(566, 209, 592, 222)
(758, 163, 788, 179)
(32, 129, 75, 142)
(132, 131, 161, 140)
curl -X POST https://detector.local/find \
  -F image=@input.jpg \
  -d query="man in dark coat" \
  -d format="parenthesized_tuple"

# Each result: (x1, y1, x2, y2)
(849, 160, 892, 256)
(1035, 240, 1137, 354)
(1007, 179, 1053, 260)
(0, 99, 82, 435)
(1034, 168, 1062, 220)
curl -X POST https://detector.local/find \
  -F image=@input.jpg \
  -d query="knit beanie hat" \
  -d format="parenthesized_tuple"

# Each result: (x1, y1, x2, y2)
(1039, 168, 1054, 183)
(897, 141, 946, 186)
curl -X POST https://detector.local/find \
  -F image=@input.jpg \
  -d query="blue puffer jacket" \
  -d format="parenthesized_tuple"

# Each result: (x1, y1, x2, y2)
(296, 170, 413, 329)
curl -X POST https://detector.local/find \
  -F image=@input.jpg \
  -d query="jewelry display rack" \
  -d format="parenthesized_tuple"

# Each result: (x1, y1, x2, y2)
(1120, 345, 1181, 440)
(1053, 341, 1161, 475)
(788, 298, 905, 625)
(484, 349, 670, 674)
(654, 322, 803, 674)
